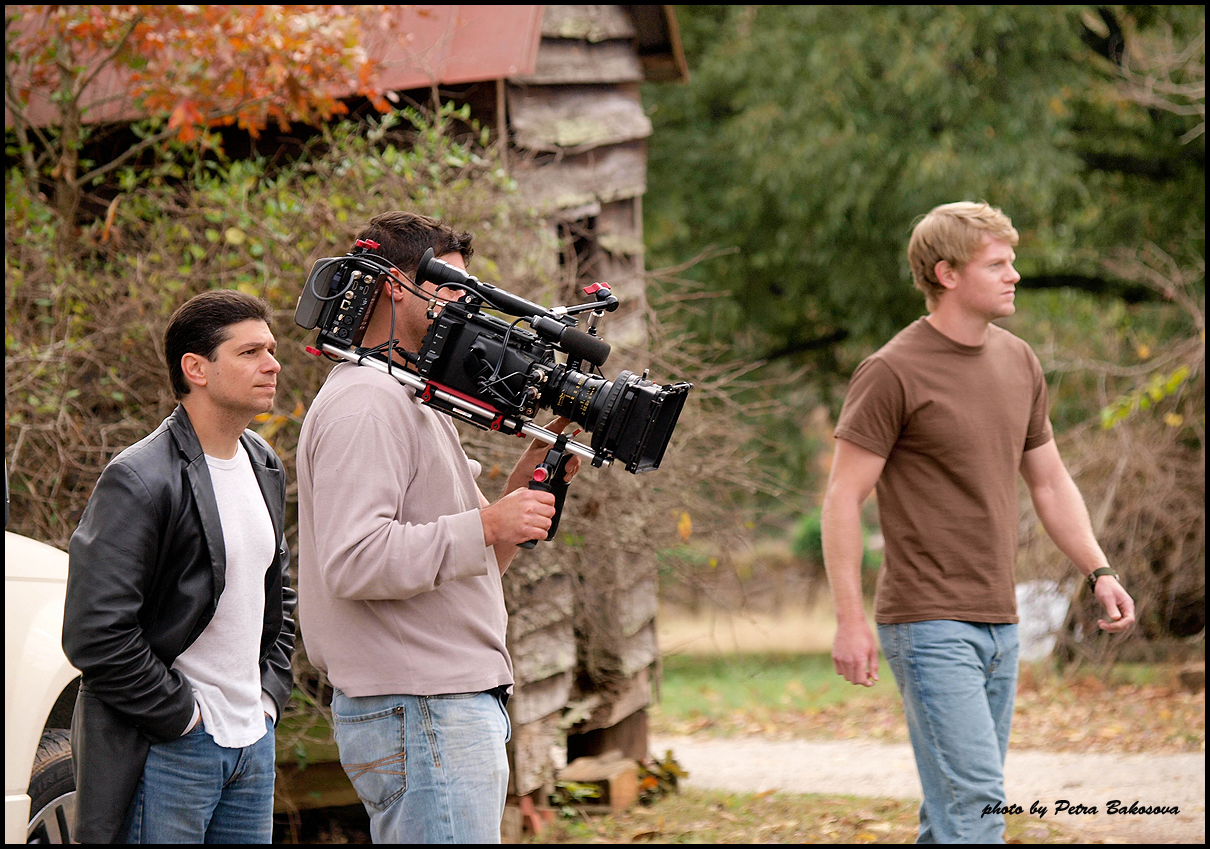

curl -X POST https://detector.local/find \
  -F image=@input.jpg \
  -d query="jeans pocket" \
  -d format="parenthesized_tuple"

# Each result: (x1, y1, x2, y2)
(876, 623, 899, 663)
(333, 703, 407, 811)
(496, 692, 512, 744)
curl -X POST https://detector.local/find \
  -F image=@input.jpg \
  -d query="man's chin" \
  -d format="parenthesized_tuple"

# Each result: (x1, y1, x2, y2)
(246, 398, 277, 421)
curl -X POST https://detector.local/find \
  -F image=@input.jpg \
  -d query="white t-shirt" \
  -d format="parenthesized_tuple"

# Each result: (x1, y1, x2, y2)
(173, 443, 276, 748)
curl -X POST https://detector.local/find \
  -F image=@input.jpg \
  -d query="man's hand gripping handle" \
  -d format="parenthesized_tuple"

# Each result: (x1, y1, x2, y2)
(519, 436, 573, 549)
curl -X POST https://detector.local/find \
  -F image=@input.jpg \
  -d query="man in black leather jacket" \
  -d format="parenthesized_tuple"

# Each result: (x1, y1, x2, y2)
(62, 290, 296, 843)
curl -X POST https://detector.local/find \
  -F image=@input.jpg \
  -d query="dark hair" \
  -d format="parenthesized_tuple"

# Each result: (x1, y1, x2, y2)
(165, 290, 273, 398)
(356, 211, 474, 280)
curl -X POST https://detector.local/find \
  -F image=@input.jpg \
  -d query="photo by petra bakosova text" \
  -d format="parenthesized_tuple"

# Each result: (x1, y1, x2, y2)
(982, 799, 1182, 819)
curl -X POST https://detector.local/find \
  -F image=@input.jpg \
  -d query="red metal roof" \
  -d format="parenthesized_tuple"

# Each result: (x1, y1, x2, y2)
(366, 5, 544, 91)
(6, 5, 545, 129)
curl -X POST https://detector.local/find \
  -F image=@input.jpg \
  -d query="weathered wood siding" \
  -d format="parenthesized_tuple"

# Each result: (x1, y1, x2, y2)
(502, 4, 676, 801)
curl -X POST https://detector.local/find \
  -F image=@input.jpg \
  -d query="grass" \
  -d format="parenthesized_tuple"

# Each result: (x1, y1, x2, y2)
(656, 651, 892, 714)
(523, 788, 1078, 844)
(650, 651, 1205, 753)
(267, 649, 1202, 843)
(651, 651, 907, 742)
(516, 651, 1203, 844)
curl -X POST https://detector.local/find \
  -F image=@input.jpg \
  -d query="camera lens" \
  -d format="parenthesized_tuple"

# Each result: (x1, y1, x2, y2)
(547, 368, 614, 431)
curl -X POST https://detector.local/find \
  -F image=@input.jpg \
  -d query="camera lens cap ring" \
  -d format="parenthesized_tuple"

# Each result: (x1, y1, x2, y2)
(589, 370, 635, 457)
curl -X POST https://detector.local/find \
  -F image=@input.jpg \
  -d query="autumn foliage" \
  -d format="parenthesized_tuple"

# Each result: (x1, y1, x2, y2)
(5, 5, 401, 222)
(6, 4, 400, 132)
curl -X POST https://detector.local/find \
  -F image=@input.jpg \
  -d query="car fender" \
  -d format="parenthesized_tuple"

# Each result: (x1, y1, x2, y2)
(4, 531, 80, 844)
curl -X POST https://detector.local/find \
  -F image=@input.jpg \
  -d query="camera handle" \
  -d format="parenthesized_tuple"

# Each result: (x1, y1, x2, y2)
(519, 434, 574, 549)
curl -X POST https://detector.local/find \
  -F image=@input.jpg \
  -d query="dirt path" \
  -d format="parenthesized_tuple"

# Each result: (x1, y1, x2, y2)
(651, 734, 1205, 844)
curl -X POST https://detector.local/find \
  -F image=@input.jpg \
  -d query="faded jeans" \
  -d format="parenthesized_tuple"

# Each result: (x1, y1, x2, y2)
(878, 620, 1018, 844)
(332, 688, 511, 844)
(123, 715, 275, 843)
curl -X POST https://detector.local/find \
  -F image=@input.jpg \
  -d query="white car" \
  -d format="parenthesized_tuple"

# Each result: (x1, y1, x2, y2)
(4, 525, 81, 844)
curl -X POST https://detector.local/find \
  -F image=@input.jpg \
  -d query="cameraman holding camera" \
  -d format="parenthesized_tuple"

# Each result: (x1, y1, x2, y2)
(296, 211, 578, 844)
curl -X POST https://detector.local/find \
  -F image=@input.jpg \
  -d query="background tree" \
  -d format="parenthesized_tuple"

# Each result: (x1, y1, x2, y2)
(1014, 11, 1204, 664)
(643, 5, 1204, 368)
(5, 4, 397, 227)
(642, 4, 1205, 660)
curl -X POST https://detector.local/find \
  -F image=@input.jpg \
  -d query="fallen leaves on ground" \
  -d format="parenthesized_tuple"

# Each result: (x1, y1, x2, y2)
(651, 666, 1205, 755)
(1011, 671, 1205, 754)
(522, 788, 1078, 845)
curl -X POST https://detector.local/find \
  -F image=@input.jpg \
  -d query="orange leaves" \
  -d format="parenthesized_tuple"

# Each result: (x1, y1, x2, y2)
(8, 4, 398, 142)
(676, 511, 693, 541)
(168, 101, 206, 142)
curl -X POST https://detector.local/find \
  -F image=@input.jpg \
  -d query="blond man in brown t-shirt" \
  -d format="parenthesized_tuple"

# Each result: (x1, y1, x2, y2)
(821, 202, 1134, 843)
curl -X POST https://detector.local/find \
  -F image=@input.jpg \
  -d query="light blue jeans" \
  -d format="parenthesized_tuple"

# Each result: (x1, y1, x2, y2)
(123, 715, 276, 843)
(878, 620, 1018, 844)
(332, 688, 511, 844)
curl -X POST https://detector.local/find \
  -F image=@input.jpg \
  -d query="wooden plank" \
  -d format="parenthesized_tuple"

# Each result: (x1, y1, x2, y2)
(557, 751, 640, 814)
(511, 140, 648, 212)
(596, 199, 643, 249)
(579, 543, 657, 594)
(506, 570, 574, 639)
(541, 5, 636, 42)
(568, 702, 651, 758)
(509, 669, 575, 726)
(505, 552, 568, 587)
(509, 85, 651, 154)
(619, 619, 659, 677)
(514, 39, 644, 85)
(510, 619, 577, 684)
(567, 668, 654, 736)
(508, 711, 564, 796)
(615, 575, 660, 639)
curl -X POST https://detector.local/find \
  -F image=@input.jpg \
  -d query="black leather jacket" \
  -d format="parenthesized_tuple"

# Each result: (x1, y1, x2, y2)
(62, 405, 296, 843)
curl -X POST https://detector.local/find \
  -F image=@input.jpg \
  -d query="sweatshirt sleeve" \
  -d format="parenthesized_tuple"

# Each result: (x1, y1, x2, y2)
(302, 380, 491, 602)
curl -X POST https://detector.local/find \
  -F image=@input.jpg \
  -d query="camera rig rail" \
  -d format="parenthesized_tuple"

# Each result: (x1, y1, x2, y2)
(306, 339, 601, 466)
(295, 241, 692, 545)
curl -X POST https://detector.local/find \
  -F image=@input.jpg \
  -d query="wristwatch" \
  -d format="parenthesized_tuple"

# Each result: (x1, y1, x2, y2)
(1086, 566, 1120, 593)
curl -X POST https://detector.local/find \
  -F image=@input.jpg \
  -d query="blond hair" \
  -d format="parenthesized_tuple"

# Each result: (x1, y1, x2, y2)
(908, 202, 1019, 309)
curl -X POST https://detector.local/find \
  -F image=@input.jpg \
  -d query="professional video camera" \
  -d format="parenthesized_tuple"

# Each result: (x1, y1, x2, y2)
(295, 238, 692, 545)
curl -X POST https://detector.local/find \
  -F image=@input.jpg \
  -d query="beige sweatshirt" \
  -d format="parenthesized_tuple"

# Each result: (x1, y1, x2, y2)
(296, 362, 512, 696)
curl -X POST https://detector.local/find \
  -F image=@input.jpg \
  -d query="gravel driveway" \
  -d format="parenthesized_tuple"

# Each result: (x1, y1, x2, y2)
(651, 734, 1205, 844)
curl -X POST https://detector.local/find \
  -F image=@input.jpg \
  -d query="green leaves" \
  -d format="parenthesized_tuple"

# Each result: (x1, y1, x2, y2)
(644, 6, 1204, 367)
(3, 103, 555, 549)
(1100, 364, 1192, 429)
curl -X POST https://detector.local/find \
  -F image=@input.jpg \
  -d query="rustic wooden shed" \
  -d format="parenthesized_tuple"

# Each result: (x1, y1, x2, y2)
(7, 2, 689, 826)
(494, 4, 688, 819)
(354, 3, 689, 818)
(349, 5, 691, 822)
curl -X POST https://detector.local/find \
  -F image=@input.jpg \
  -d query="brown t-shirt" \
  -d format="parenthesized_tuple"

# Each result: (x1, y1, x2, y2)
(834, 318, 1053, 624)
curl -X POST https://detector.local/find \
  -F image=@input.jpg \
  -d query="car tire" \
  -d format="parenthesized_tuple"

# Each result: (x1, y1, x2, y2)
(26, 729, 74, 844)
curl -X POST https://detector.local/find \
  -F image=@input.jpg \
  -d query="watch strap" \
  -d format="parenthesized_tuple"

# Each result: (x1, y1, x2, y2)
(1086, 566, 1119, 593)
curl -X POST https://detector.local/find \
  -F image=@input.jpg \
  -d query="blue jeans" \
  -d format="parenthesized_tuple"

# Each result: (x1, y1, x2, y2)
(332, 689, 511, 844)
(878, 620, 1018, 844)
(123, 715, 276, 843)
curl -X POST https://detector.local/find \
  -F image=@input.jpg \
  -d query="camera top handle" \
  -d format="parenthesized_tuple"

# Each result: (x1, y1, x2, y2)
(416, 248, 616, 368)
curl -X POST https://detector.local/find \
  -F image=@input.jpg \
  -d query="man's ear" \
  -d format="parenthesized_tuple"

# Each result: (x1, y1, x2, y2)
(385, 271, 411, 301)
(180, 352, 209, 390)
(934, 259, 958, 291)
